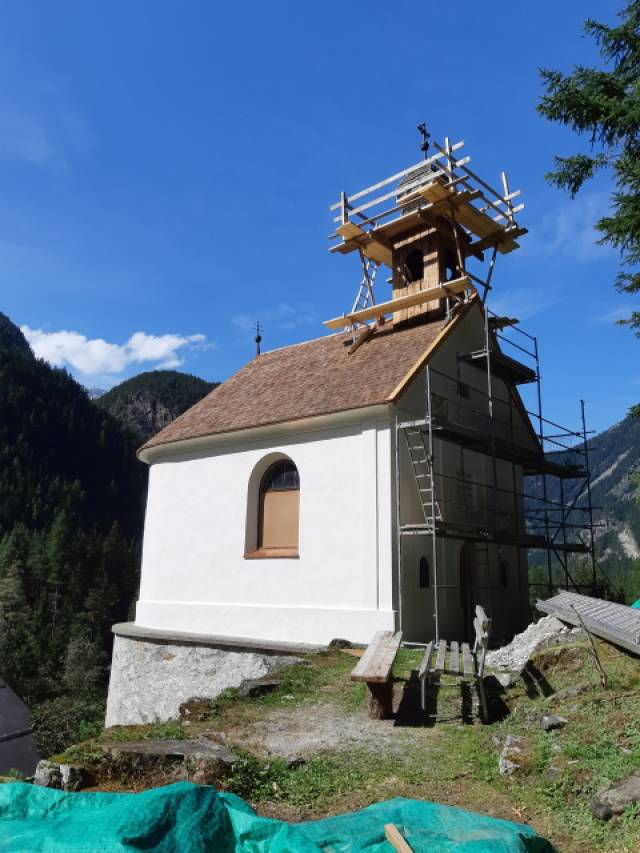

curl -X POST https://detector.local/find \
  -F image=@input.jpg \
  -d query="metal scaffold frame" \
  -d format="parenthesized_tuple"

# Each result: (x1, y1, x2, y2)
(394, 301, 602, 643)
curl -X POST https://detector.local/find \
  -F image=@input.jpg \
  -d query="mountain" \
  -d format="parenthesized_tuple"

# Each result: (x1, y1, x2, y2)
(0, 311, 147, 753)
(86, 387, 106, 400)
(0, 312, 32, 356)
(95, 370, 217, 442)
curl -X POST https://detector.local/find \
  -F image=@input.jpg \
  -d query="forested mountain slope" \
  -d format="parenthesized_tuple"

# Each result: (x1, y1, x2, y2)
(95, 370, 217, 442)
(0, 312, 147, 752)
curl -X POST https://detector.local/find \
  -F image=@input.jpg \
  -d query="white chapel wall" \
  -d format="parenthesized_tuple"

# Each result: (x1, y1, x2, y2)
(136, 410, 395, 645)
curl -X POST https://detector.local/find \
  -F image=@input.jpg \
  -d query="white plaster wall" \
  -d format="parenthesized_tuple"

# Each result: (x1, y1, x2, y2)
(136, 411, 396, 645)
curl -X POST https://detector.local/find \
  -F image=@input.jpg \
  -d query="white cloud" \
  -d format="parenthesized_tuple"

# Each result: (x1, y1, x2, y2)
(522, 191, 613, 263)
(233, 302, 317, 334)
(21, 326, 208, 377)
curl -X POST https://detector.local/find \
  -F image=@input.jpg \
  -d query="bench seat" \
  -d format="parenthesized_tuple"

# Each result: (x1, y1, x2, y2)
(351, 630, 402, 719)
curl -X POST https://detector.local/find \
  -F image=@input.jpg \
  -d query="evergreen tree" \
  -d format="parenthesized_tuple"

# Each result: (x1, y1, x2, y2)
(538, 2, 640, 333)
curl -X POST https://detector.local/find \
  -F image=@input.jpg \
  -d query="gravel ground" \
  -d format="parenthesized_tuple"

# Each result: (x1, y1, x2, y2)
(227, 686, 433, 761)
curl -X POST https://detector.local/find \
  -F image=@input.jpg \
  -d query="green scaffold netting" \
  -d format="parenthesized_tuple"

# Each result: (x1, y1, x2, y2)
(0, 781, 555, 852)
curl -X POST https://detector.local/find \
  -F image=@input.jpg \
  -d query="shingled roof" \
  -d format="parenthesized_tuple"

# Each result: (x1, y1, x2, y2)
(141, 309, 467, 454)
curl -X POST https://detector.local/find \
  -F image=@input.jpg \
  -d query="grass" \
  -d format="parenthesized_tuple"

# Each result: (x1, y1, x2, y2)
(55, 639, 640, 851)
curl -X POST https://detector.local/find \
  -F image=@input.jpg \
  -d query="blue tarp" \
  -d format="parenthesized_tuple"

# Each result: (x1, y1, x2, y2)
(0, 781, 555, 852)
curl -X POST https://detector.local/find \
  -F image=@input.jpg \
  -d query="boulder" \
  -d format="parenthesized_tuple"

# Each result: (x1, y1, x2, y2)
(101, 739, 238, 785)
(540, 714, 568, 732)
(486, 616, 566, 673)
(59, 764, 91, 792)
(591, 774, 640, 820)
(239, 676, 281, 698)
(498, 735, 527, 777)
(33, 760, 62, 789)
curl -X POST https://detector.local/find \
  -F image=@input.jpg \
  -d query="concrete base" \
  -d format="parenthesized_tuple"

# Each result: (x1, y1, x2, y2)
(105, 625, 304, 728)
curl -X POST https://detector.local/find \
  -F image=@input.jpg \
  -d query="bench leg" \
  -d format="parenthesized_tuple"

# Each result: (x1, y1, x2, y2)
(367, 681, 394, 719)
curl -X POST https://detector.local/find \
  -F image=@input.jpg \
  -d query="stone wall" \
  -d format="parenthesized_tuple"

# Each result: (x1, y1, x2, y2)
(105, 632, 300, 727)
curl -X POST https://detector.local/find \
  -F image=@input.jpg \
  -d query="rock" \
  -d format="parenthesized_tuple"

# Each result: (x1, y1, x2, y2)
(101, 739, 238, 785)
(540, 714, 568, 732)
(328, 638, 353, 649)
(498, 735, 527, 776)
(591, 774, 640, 820)
(545, 683, 590, 704)
(33, 760, 62, 789)
(59, 764, 91, 792)
(239, 676, 281, 698)
(105, 635, 301, 727)
(486, 616, 566, 673)
(545, 763, 563, 782)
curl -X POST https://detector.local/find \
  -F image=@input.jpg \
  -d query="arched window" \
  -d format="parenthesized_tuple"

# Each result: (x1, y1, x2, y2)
(257, 460, 300, 556)
(404, 249, 423, 283)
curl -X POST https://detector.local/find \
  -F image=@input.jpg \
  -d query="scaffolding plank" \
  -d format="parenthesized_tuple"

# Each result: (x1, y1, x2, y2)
(334, 221, 393, 267)
(323, 276, 473, 329)
(419, 183, 518, 253)
(537, 592, 640, 656)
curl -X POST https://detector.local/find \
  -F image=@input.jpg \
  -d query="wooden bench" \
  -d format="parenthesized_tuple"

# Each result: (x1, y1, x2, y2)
(419, 605, 491, 721)
(351, 630, 402, 719)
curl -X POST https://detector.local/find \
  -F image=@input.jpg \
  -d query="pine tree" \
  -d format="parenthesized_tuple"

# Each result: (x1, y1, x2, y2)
(538, 2, 640, 332)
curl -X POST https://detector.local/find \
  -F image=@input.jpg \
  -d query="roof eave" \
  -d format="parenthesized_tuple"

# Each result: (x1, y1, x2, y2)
(137, 402, 394, 464)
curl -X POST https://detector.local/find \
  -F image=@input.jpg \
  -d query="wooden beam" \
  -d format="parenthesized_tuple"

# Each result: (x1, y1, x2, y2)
(334, 221, 393, 267)
(466, 227, 528, 256)
(384, 824, 414, 853)
(419, 182, 521, 254)
(323, 276, 474, 330)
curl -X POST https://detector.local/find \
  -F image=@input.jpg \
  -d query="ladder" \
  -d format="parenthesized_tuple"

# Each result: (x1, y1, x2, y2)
(350, 251, 378, 315)
(402, 425, 442, 529)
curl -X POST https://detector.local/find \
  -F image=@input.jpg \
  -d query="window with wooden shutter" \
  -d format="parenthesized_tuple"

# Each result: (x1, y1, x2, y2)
(251, 460, 300, 558)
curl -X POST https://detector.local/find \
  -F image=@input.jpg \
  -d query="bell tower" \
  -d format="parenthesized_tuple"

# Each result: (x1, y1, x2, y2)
(324, 127, 527, 342)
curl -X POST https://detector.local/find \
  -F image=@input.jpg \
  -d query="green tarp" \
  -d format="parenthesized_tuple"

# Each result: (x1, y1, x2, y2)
(0, 781, 554, 852)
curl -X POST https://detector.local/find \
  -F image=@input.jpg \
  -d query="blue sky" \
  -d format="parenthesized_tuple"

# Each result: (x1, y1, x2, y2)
(0, 0, 636, 433)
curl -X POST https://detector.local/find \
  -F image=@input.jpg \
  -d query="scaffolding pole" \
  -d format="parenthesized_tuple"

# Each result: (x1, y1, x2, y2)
(395, 300, 603, 639)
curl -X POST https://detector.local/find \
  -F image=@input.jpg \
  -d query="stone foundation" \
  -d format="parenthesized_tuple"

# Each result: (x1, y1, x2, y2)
(105, 623, 309, 727)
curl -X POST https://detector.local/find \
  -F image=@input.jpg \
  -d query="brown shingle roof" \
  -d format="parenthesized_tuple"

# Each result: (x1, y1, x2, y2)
(141, 313, 460, 453)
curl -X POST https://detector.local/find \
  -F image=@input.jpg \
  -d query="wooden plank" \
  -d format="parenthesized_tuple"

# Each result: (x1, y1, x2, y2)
(351, 631, 390, 681)
(334, 221, 393, 267)
(448, 640, 460, 674)
(419, 182, 518, 254)
(475, 604, 490, 629)
(323, 276, 473, 329)
(418, 641, 435, 680)
(434, 641, 447, 674)
(351, 631, 402, 683)
(384, 824, 414, 853)
(462, 643, 474, 678)
(347, 325, 373, 355)
(467, 227, 527, 256)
